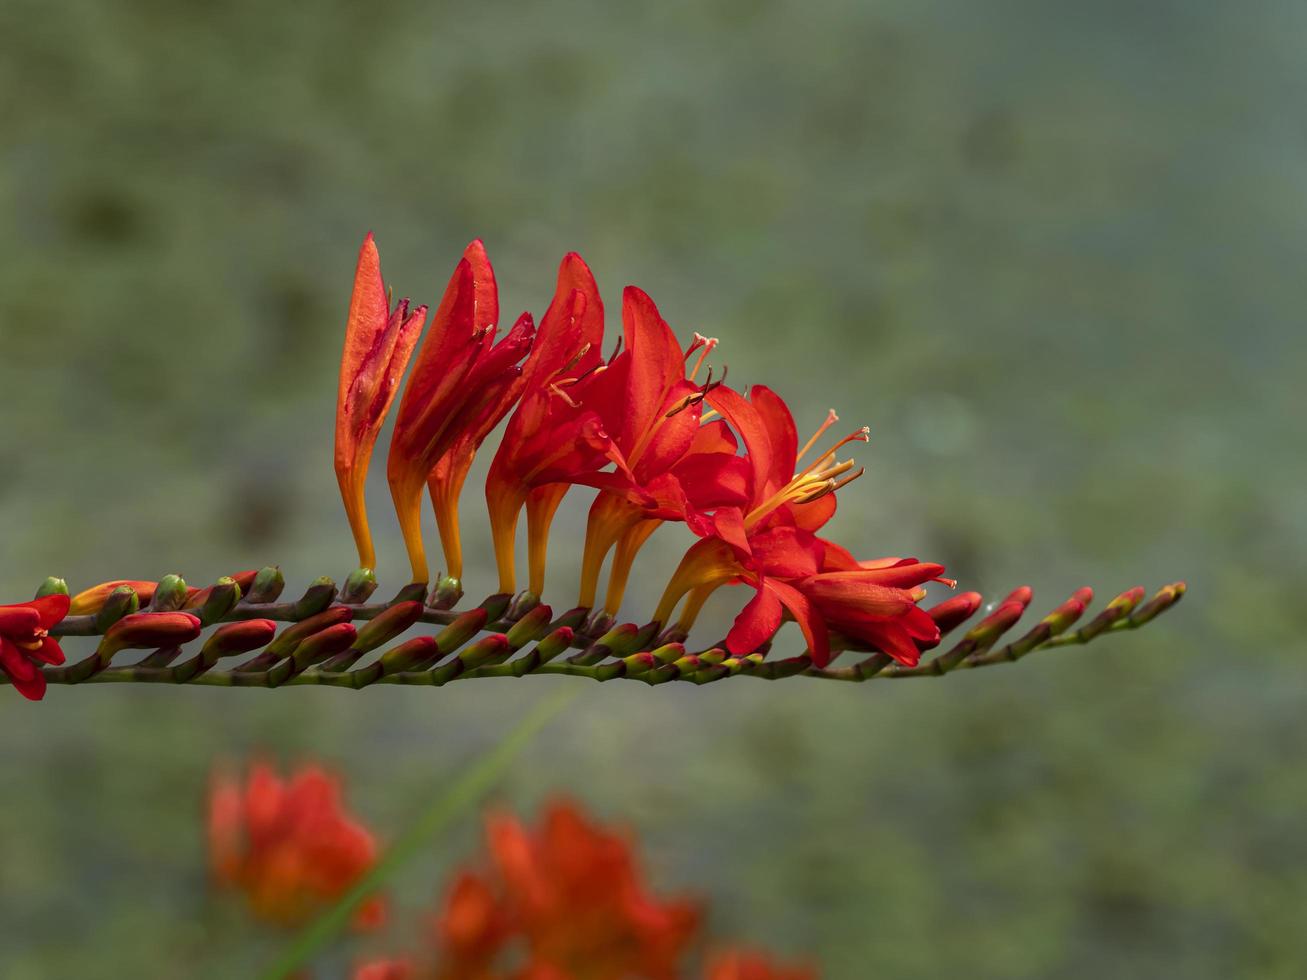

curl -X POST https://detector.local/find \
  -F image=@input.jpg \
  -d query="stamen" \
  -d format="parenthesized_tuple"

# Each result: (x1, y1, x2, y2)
(663, 365, 727, 420)
(794, 427, 869, 483)
(687, 335, 719, 381)
(827, 466, 865, 493)
(794, 479, 836, 505)
(809, 458, 857, 483)
(796, 410, 840, 463)
(559, 342, 592, 377)
(548, 382, 581, 409)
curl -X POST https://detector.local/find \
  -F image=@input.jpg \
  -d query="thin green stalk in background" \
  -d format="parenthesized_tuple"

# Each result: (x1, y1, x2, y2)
(261, 686, 582, 979)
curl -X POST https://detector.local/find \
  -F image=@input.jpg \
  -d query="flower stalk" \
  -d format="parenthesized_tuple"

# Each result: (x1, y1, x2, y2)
(6, 566, 1185, 693)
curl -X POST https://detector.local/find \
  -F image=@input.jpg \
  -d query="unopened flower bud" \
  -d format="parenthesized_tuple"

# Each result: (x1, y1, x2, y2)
(965, 592, 1030, 646)
(103, 612, 202, 655)
(620, 651, 659, 676)
(390, 582, 427, 604)
(378, 636, 440, 674)
(1042, 587, 1094, 634)
(201, 619, 278, 659)
(348, 601, 424, 656)
(259, 607, 354, 664)
(648, 642, 686, 664)
(507, 591, 540, 620)
(478, 593, 512, 622)
(151, 574, 189, 612)
(928, 592, 984, 634)
(188, 577, 242, 626)
(289, 623, 358, 668)
(245, 566, 286, 604)
(509, 626, 575, 676)
(94, 586, 140, 632)
(341, 568, 379, 605)
(430, 576, 463, 610)
(505, 604, 553, 650)
(35, 577, 69, 599)
(70, 580, 158, 615)
(571, 622, 641, 665)
(457, 634, 510, 670)
(1129, 581, 1186, 627)
(1079, 585, 1147, 641)
(293, 576, 338, 619)
(432, 608, 488, 655)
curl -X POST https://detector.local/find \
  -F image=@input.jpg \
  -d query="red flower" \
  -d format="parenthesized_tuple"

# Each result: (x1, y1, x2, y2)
(427, 800, 700, 979)
(703, 949, 819, 980)
(0, 594, 69, 700)
(208, 762, 385, 930)
(484, 254, 608, 595)
(388, 242, 531, 584)
(651, 385, 946, 666)
(336, 233, 429, 571)
(724, 541, 945, 668)
(575, 288, 750, 613)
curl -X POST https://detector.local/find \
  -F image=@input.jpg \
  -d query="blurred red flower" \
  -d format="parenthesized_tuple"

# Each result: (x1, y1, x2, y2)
(208, 762, 385, 930)
(703, 950, 818, 980)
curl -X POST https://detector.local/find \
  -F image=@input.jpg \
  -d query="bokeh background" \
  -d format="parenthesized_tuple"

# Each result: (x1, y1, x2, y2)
(2, 1, 1304, 977)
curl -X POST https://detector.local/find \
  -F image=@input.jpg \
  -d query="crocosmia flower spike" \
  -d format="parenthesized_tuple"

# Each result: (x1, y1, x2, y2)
(2, 234, 1185, 699)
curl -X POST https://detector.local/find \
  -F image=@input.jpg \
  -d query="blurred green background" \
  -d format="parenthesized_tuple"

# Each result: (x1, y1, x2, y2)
(2, 0, 1303, 977)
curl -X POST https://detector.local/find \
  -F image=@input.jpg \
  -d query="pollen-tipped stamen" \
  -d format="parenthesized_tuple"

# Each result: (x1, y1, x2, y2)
(796, 410, 840, 463)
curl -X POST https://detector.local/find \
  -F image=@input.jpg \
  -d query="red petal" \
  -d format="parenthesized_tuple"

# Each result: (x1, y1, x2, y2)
(521, 253, 604, 391)
(30, 593, 71, 629)
(0, 605, 40, 634)
(336, 233, 390, 410)
(675, 452, 752, 511)
(688, 419, 738, 456)
(812, 563, 946, 590)
(711, 508, 751, 558)
(750, 385, 799, 495)
(761, 578, 830, 667)
(632, 382, 701, 482)
(461, 239, 499, 333)
(31, 636, 65, 666)
(619, 286, 684, 451)
(749, 527, 821, 578)
(788, 489, 837, 531)
(1, 638, 45, 700)
(726, 586, 783, 655)
(705, 385, 772, 507)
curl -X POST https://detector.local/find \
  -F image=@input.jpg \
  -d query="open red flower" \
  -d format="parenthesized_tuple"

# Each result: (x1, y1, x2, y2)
(388, 241, 531, 584)
(336, 233, 429, 571)
(484, 254, 608, 595)
(0, 594, 69, 701)
(721, 535, 946, 668)
(652, 386, 875, 657)
(575, 288, 751, 614)
(208, 761, 385, 930)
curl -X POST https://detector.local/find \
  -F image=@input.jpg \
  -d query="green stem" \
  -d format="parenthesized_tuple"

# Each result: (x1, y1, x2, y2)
(259, 685, 580, 980)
